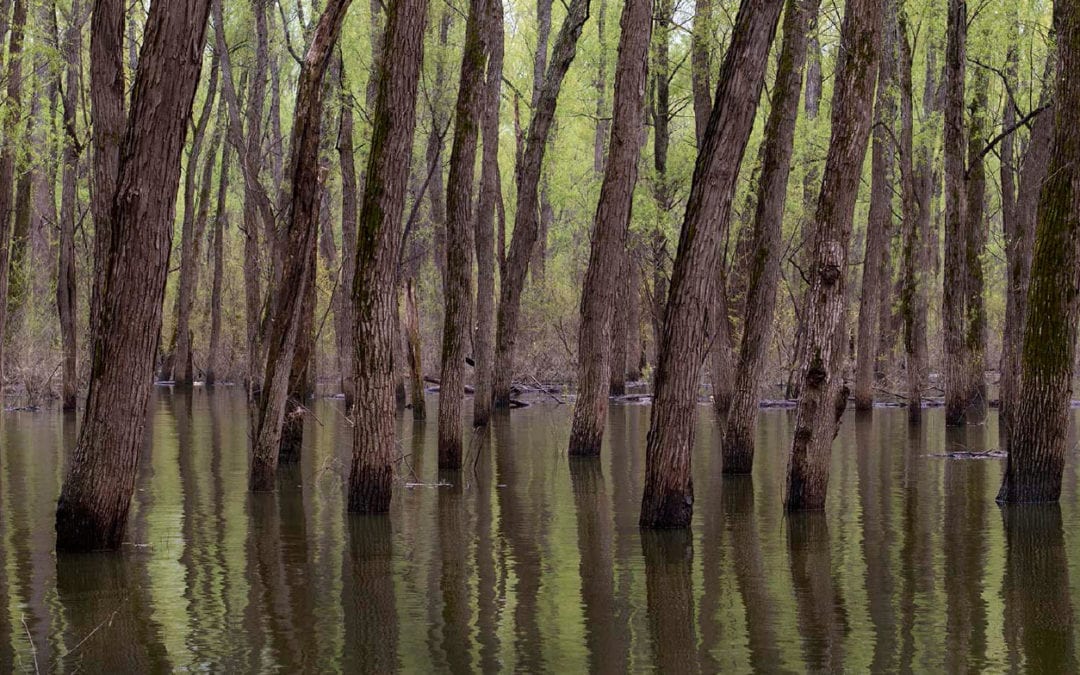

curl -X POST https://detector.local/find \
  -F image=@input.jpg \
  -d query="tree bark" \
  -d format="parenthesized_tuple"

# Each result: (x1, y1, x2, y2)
(472, 0, 504, 427)
(57, 0, 83, 412)
(337, 61, 359, 406)
(998, 0, 1080, 503)
(639, 0, 783, 529)
(784, 0, 881, 511)
(0, 0, 26, 392)
(962, 65, 990, 424)
(55, 0, 213, 551)
(492, 0, 590, 407)
(437, 0, 489, 469)
(206, 123, 231, 387)
(592, 0, 608, 175)
(568, 0, 653, 457)
(404, 280, 426, 420)
(249, 0, 353, 492)
(691, 0, 713, 147)
(425, 8, 453, 283)
(349, 0, 429, 513)
(648, 0, 673, 372)
(722, 0, 820, 474)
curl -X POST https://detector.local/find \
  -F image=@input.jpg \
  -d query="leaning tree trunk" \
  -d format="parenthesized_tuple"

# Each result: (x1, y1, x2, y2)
(0, 0, 26, 393)
(492, 0, 590, 407)
(348, 0, 429, 513)
(722, 0, 820, 474)
(57, 0, 82, 412)
(567, 0, 653, 457)
(472, 0, 504, 428)
(853, 0, 896, 411)
(437, 0, 489, 469)
(249, 0, 353, 492)
(784, 0, 881, 512)
(639, 0, 784, 530)
(55, 0, 213, 551)
(998, 0, 1080, 503)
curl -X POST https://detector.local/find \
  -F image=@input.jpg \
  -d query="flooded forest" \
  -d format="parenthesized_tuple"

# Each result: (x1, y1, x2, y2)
(1, 0, 1080, 670)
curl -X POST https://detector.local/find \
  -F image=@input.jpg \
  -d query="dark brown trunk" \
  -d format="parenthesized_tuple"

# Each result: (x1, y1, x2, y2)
(492, 0, 590, 406)
(627, 249, 644, 379)
(57, 0, 83, 412)
(962, 66, 989, 424)
(206, 127, 231, 387)
(648, 0, 673, 371)
(998, 0, 1080, 503)
(784, 0, 881, 511)
(639, 0, 783, 529)
(722, 0, 820, 474)
(404, 280, 426, 420)
(609, 252, 630, 396)
(0, 0, 26, 392)
(426, 9, 453, 282)
(691, 0, 712, 147)
(349, 0, 429, 512)
(592, 0, 609, 175)
(55, 0, 213, 551)
(249, 0, 353, 492)
(437, 0, 489, 469)
(568, 0, 653, 457)
(337, 62, 359, 406)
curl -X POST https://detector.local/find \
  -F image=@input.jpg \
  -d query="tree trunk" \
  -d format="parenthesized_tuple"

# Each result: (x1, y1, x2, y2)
(568, 0, 653, 457)
(472, 0, 504, 427)
(349, 0, 429, 513)
(722, 0, 820, 474)
(337, 62, 359, 407)
(404, 280, 426, 420)
(55, 0, 213, 551)
(962, 65, 990, 424)
(998, 0, 1080, 503)
(627, 249, 644, 379)
(648, 0, 673, 372)
(609, 252, 631, 396)
(57, 0, 83, 412)
(249, 0, 353, 492)
(0, 0, 26, 393)
(426, 9, 453, 283)
(853, 0, 896, 411)
(492, 0, 590, 406)
(639, 0, 784, 529)
(784, 0, 881, 512)
(691, 0, 712, 147)
(437, 0, 489, 469)
(592, 0, 609, 175)
(206, 128, 231, 387)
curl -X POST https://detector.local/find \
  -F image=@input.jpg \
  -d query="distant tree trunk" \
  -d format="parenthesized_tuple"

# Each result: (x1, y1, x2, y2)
(55, 0, 213, 551)
(337, 62, 359, 406)
(648, 0, 673, 371)
(784, 0, 881, 511)
(853, 0, 896, 411)
(627, 249, 644, 380)
(568, 0, 653, 457)
(962, 65, 990, 424)
(943, 0, 971, 426)
(249, 0, 353, 492)
(639, 0, 784, 529)
(0, 0, 26, 392)
(206, 130, 231, 387)
(722, 0, 820, 474)
(691, 0, 712, 147)
(437, 0, 489, 469)
(998, 0, 1080, 503)
(57, 0, 83, 412)
(592, 0, 609, 175)
(403, 279, 426, 420)
(425, 8, 453, 282)
(530, 0, 555, 284)
(609, 254, 631, 396)
(472, 0, 504, 427)
(349, 0, 429, 513)
(492, 0, 590, 406)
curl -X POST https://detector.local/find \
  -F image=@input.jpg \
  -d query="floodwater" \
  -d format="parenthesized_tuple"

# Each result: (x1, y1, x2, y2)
(0, 389, 1078, 672)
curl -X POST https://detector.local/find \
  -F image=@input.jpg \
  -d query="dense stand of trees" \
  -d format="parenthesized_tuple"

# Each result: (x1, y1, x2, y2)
(0, 0, 1071, 549)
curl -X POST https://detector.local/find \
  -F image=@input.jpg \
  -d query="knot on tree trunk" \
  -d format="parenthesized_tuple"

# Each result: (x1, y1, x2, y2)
(819, 261, 841, 285)
(806, 353, 827, 388)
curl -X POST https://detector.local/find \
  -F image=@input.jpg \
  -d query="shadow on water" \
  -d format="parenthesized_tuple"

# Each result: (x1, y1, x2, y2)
(3, 392, 1080, 670)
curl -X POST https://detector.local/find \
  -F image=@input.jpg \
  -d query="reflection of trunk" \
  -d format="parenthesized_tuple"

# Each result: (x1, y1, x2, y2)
(343, 517, 399, 670)
(723, 0, 820, 474)
(998, 6, 1080, 503)
(57, 0, 83, 412)
(0, 0, 26, 391)
(348, 0, 429, 512)
(642, 531, 699, 672)
(640, 0, 784, 529)
(492, 0, 590, 406)
(55, 0, 213, 551)
(568, 0, 652, 457)
(787, 512, 847, 671)
(784, 0, 881, 511)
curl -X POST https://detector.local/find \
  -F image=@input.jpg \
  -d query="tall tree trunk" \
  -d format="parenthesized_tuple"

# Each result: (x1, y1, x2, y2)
(568, 0, 653, 457)
(492, 0, 590, 406)
(206, 127, 231, 387)
(962, 66, 990, 424)
(722, 0, 820, 474)
(784, 0, 881, 511)
(349, 0, 429, 513)
(249, 0, 353, 492)
(55, 0, 213, 551)
(691, 0, 712, 147)
(649, 0, 673, 372)
(943, 0, 971, 426)
(403, 280, 426, 419)
(337, 61, 359, 406)
(472, 0, 504, 427)
(437, 0, 489, 469)
(998, 0, 1080, 503)
(853, 0, 896, 411)
(592, 0, 608, 174)
(639, 0, 784, 529)
(57, 0, 83, 412)
(0, 0, 26, 392)
(426, 8, 453, 282)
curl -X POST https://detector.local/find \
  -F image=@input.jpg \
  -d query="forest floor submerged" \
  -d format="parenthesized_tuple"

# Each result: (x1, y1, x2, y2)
(0, 389, 1077, 671)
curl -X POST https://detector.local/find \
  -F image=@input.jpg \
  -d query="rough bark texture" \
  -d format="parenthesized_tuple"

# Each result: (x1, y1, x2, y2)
(639, 0, 783, 529)
(472, 0, 504, 427)
(853, 0, 896, 411)
(691, 0, 713, 147)
(349, 0, 429, 513)
(55, 0, 212, 551)
(492, 0, 590, 406)
(784, 0, 881, 512)
(962, 66, 989, 424)
(437, 0, 488, 468)
(592, 0, 609, 175)
(57, 0, 82, 411)
(207, 126, 231, 387)
(998, 0, 1080, 503)
(722, 0, 819, 474)
(0, 0, 26, 391)
(250, 0, 353, 492)
(568, 0, 653, 457)
(337, 62, 359, 406)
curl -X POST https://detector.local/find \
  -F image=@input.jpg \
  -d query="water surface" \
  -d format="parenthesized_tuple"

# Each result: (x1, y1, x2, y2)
(1, 390, 1078, 672)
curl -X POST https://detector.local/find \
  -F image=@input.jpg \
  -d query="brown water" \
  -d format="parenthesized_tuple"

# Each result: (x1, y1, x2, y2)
(0, 389, 1078, 672)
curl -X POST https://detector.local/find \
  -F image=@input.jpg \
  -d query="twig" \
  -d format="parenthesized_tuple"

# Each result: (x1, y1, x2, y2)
(529, 375, 565, 404)
(21, 615, 39, 675)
